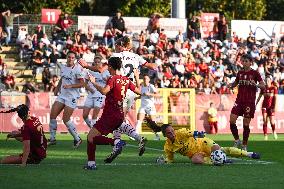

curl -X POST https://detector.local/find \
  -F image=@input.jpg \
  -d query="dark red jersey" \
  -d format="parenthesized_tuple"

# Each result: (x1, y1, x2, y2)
(21, 117, 47, 160)
(261, 86, 277, 108)
(235, 69, 263, 103)
(103, 75, 136, 118)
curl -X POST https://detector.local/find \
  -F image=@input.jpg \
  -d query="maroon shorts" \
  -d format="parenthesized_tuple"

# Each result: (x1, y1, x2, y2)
(262, 107, 275, 116)
(20, 153, 44, 164)
(231, 101, 256, 118)
(95, 114, 123, 135)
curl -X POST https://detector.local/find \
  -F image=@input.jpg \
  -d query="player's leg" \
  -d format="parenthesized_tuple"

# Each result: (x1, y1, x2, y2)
(49, 99, 65, 145)
(149, 114, 160, 140)
(1, 155, 22, 164)
(192, 143, 221, 165)
(62, 105, 82, 148)
(214, 121, 218, 134)
(85, 127, 101, 170)
(83, 97, 93, 128)
(268, 114, 277, 140)
(221, 147, 260, 159)
(229, 113, 241, 148)
(242, 117, 252, 151)
(92, 97, 104, 125)
(136, 110, 145, 134)
(262, 108, 268, 140)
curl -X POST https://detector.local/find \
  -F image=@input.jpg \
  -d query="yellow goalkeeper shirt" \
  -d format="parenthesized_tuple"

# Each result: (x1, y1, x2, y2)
(164, 128, 216, 163)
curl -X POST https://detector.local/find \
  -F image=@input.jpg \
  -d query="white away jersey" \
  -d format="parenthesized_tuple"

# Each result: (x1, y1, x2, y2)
(141, 83, 157, 106)
(86, 70, 110, 98)
(112, 51, 147, 81)
(59, 64, 84, 99)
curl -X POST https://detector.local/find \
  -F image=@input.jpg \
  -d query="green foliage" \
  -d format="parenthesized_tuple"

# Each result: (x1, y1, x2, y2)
(1, 0, 83, 14)
(265, 0, 284, 20)
(120, 0, 171, 17)
(187, 0, 266, 20)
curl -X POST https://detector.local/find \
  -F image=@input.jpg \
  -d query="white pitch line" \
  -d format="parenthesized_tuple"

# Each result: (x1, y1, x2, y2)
(126, 144, 275, 165)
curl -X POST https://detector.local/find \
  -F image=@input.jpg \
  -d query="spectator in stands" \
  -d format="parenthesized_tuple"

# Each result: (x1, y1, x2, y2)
(217, 13, 228, 41)
(34, 25, 44, 40)
(103, 24, 115, 49)
(0, 11, 3, 50)
(56, 13, 74, 36)
(4, 73, 15, 90)
(0, 63, 8, 82)
(147, 13, 162, 34)
(176, 30, 185, 44)
(40, 33, 51, 46)
(2, 10, 22, 46)
(42, 67, 51, 92)
(111, 10, 125, 38)
(187, 16, 200, 39)
(49, 75, 59, 92)
(22, 80, 39, 93)
(138, 30, 146, 46)
(48, 48, 60, 66)
(218, 83, 232, 94)
(247, 32, 256, 49)
(16, 25, 28, 45)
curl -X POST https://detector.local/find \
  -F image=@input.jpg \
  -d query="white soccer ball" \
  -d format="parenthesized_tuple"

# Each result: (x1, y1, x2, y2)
(210, 150, 227, 165)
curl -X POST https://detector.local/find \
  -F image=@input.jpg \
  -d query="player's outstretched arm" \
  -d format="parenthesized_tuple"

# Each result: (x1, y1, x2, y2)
(54, 78, 62, 96)
(6, 130, 23, 141)
(87, 73, 110, 95)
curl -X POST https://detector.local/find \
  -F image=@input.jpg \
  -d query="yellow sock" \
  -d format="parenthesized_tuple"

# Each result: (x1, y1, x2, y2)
(221, 147, 248, 158)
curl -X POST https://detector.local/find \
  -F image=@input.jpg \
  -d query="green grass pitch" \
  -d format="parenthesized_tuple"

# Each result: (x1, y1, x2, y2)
(1, 133, 284, 189)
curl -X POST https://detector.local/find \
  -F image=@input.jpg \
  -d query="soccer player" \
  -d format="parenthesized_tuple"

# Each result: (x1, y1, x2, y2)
(84, 57, 141, 170)
(135, 74, 160, 140)
(83, 56, 110, 128)
(145, 118, 260, 165)
(207, 102, 218, 134)
(48, 51, 85, 148)
(0, 104, 47, 166)
(228, 54, 265, 151)
(256, 76, 278, 140)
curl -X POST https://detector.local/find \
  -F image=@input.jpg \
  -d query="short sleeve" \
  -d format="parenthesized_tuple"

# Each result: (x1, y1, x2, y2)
(106, 76, 114, 90)
(75, 66, 85, 79)
(255, 71, 263, 83)
(128, 80, 136, 92)
(150, 84, 157, 93)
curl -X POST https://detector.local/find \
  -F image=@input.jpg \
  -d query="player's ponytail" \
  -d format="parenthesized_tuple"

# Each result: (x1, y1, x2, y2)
(0, 104, 29, 120)
(0, 107, 18, 114)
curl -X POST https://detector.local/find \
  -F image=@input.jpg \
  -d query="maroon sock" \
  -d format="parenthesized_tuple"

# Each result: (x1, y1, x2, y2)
(93, 135, 115, 145)
(243, 126, 250, 146)
(271, 123, 276, 132)
(87, 140, 96, 161)
(230, 123, 239, 140)
(214, 122, 218, 134)
(263, 123, 267, 135)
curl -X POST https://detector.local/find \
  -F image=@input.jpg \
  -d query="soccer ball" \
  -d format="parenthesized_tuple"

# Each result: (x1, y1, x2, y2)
(210, 150, 227, 165)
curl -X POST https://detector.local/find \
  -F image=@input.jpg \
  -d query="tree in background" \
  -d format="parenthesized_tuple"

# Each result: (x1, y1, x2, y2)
(0, 0, 83, 14)
(264, 0, 284, 20)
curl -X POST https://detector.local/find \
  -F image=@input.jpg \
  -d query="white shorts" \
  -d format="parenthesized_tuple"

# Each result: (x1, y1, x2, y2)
(138, 104, 156, 115)
(84, 96, 105, 108)
(123, 90, 136, 111)
(55, 96, 78, 109)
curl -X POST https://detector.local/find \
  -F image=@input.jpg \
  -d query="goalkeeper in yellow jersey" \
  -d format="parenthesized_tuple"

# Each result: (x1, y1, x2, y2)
(145, 118, 260, 165)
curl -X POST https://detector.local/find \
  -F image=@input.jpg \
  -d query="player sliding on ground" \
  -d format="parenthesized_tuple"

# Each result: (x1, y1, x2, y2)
(0, 104, 47, 166)
(145, 118, 260, 165)
(84, 57, 141, 170)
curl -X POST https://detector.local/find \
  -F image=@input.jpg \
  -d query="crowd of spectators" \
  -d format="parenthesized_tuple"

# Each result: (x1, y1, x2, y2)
(1, 10, 284, 95)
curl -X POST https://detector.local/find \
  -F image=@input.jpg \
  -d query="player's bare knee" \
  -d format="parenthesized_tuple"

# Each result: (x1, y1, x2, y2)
(191, 156, 204, 164)
(211, 145, 221, 152)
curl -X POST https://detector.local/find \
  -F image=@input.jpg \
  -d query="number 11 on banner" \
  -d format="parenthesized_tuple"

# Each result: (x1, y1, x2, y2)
(41, 9, 61, 24)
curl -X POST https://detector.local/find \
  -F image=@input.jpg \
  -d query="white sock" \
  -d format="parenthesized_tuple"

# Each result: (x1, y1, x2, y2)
(119, 122, 141, 141)
(84, 118, 93, 128)
(247, 152, 253, 158)
(135, 120, 142, 134)
(88, 161, 96, 166)
(49, 119, 57, 141)
(113, 129, 122, 140)
(92, 119, 97, 125)
(65, 120, 80, 141)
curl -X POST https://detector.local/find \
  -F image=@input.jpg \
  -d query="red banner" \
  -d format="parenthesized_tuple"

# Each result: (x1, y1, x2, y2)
(200, 13, 219, 38)
(0, 108, 136, 133)
(41, 9, 61, 24)
(195, 94, 284, 133)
